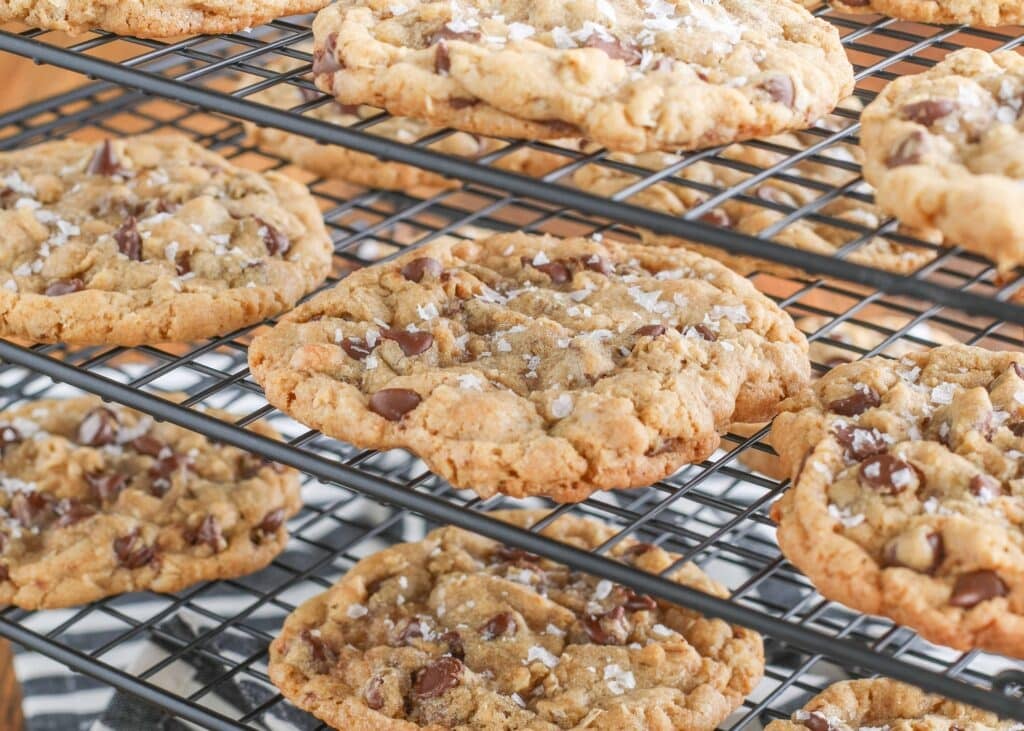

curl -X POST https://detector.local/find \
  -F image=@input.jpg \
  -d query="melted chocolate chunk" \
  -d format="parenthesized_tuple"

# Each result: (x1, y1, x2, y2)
(622, 588, 657, 611)
(901, 99, 957, 126)
(364, 675, 385, 710)
(883, 532, 944, 574)
(382, 328, 434, 356)
(700, 209, 732, 227)
(581, 255, 613, 275)
(86, 472, 127, 502)
(634, 324, 666, 338)
(401, 257, 444, 283)
(435, 41, 451, 75)
(949, 570, 1008, 608)
(54, 498, 97, 527)
(858, 454, 915, 494)
(801, 712, 831, 731)
(149, 452, 188, 496)
(44, 278, 84, 296)
(257, 218, 290, 257)
(190, 515, 224, 552)
(582, 605, 628, 645)
(113, 529, 155, 569)
(693, 324, 717, 342)
(522, 256, 571, 284)
(0, 565, 8, 582)
(114, 217, 142, 261)
(341, 337, 375, 361)
(583, 34, 642, 65)
(312, 33, 342, 76)
(413, 656, 463, 699)
(440, 630, 464, 660)
(828, 387, 881, 417)
(479, 611, 517, 640)
(300, 629, 336, 670)
(832, 424, 888, 461)
(77, 407, 119, 447)
(368, 389, 422, 421)
(492, 546, 543, 567)
(130, 435, 165, 458)
(969, 473, 1002, 498)
(886, 130, 927, 167)
(86, 140, 125, 176)
(760, 74, 796, 107)
(429, 26, 482, 44)
(10, 491, 53, 528)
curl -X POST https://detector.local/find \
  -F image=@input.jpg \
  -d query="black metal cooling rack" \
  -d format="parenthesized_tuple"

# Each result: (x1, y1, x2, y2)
(0, 7, 1021, 730)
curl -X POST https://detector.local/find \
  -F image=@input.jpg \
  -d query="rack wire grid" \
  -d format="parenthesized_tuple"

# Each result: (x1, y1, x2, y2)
(0, 5, 1021, 730)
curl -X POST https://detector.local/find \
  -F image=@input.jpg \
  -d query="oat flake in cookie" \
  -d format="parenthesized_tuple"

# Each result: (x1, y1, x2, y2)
(860, 49, 1024, 272)
(248, 232, 810, 502)
(310, 0, 854, 154)
(269, 510, 764, 731)
(0, 396, 301, 610)
(0, 0, 332, 38)
(771, 344, 1024, 658)
(0, 134, 332, 345)
(830, 0, 1022, 26)
(766, 678, 1020, 731)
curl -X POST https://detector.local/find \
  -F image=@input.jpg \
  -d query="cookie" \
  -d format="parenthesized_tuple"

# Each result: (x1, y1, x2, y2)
(830, 0, 1023, 26)
(574, 123, 940, 279)
(766, 678, 1018, 731)
(0, 396, 301, 609)
(729, 315, 958, 480)
(0, 134, 333, 345)
(0, 0, 332, 38)
(860, 49, 1024, 272)
(248, 232, 810, 502)
(310, 0, 854, 154)
(247, 53, 574, 192)
(269, 509, 764, 731)
(770, 344, 1024, 657)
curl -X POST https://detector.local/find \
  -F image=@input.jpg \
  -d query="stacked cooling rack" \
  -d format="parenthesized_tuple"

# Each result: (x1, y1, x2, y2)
(0, 6, 1022, 730)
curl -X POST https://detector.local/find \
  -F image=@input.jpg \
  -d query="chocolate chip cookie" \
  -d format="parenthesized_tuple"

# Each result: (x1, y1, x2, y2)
(0, 396, 301, 609)
(860, 49, 1024, 272)
(830, 0, 1022, 26)
(310, 0, 854, 153)
(247, 52, 573, 192)
(771, 344, 1024, 657)
(248, 232, 810, 502)
(0, 0, 331, 38)
(269, 509, 764, 731)
(767, 678, 1018, 731)
(0, 135, 333, 345)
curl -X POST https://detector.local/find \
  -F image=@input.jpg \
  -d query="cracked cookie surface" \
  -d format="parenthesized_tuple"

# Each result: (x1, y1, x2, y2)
(269, 509, 764, 731)
(831, 0, 1022, 26)
(0, 0, 331, 38)
(311, 0, 854, 153)
(766, 678, 1019, 731)
(0, 396, 301, 609)
(771, 344, 1024, 657)
(248, 232, 809, 502)
(0, 134, 332, 345)
(860, 49, 1024, 272)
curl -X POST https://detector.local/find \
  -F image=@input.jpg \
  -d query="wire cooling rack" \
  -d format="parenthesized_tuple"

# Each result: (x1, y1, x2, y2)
(0, 7, 1021, 730)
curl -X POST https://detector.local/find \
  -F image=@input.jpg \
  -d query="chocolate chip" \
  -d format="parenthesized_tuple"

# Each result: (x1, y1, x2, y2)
(113, 529, 155, 569)
(156, 199, 179, 214)
(113, 217, 142, 261)
(189, 515, 224, 552)
(413, 656, 463, 699)
(522, 256, 571, 284)
(693, 324, 717, 341)
(130, 434, 165, 458)
(54, 498, 97, 527)
(382, 328, 434, 356)
(300, 629, 336, 670)
(645, 437, 682, 456)
(901, 99, 957, 126)
(44, 277, 84, 297)
(368, 389, 421, 421)
(429, 26, 482, 43)
(86, 140, 125, 176)
(312, 32, 342, 75)
(582, 605, 628, 645)
(949, 570, 1008, 608)
(828, 386, 881, 416)
(832, 424, 888, 461)
(858, 454, 915, 494)
(401, 257, 444, 283)
(801, 712, 831, 731)
(341, 337, 375, 361)
(622, 588, 657, 611)
(0, 426, 21, 454)
(77, 407, 119, 447)
(86, 472, 127, 502)
(258, 507, 286, 534)
(760, 74, 795, 107)
(479, 611, 517, 640)
(621, 542, 656, 559)
(149, 452, 188, 496)
(364, 675, 385, 710)
(440, 630, 464, 660)
(883, 532, 944, 574)
(492, 546, 543, 567)
(969, 473, 1002, 498)
(887, 130, 927, 167)
(395, 617, 427, 645)
(581, 255, 613, 275)
(257, 218, 289, 257)
(583, 33, 642, 65)
(435, 41, 451, 74)
(0, 565, 8, 582)
(634, 324, 666, 338)
(10, 491, 53, 528)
